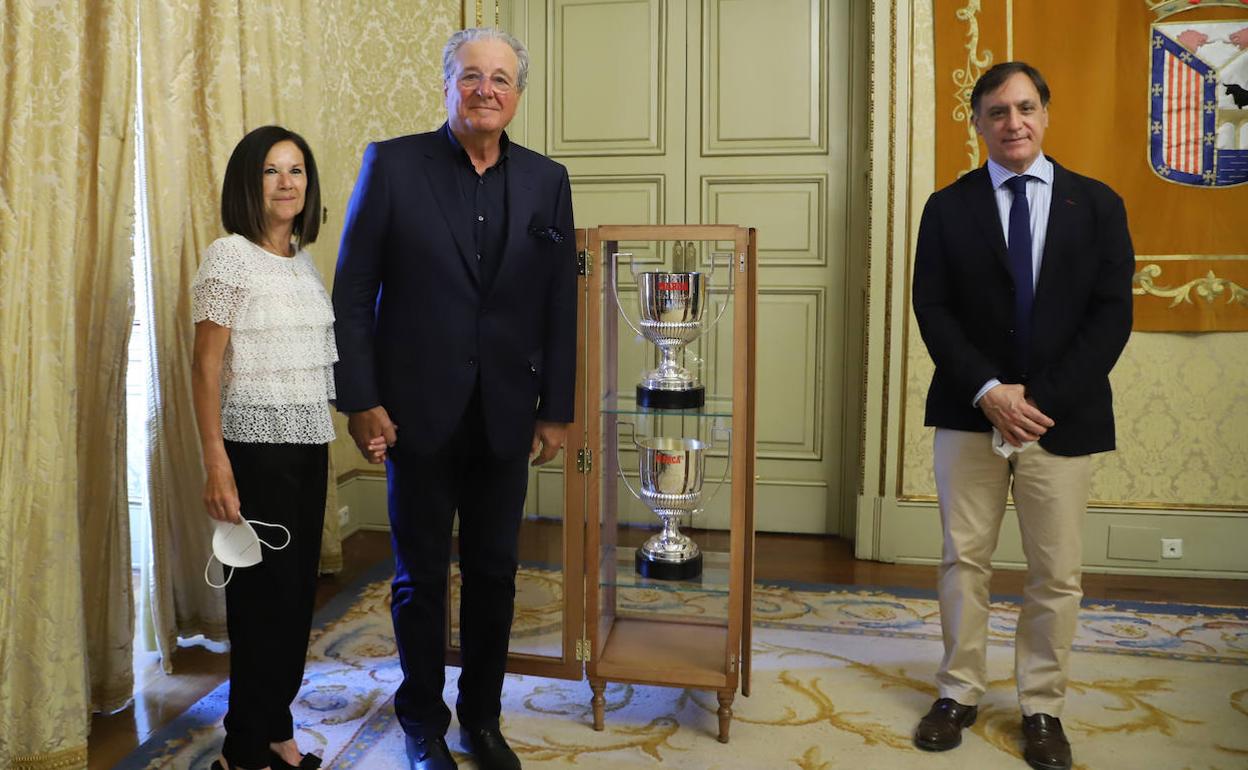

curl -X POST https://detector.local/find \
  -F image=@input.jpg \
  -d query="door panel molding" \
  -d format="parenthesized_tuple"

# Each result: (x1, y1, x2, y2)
(702, 0, 827, 155)
(754, 287, 825, 460)
(701, 174, 827, 266)
(549, 0, 667, 155)
(570, 174, 666, 263)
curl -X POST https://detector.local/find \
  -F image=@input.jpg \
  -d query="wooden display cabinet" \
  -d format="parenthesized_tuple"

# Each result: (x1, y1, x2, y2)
(447, 224, 757, 743)
(585, 225, 757, 743)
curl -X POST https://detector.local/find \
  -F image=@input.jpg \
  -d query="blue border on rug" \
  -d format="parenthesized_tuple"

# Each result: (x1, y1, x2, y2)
(752, 578, 1248, 618)
(113, 558, 397, 770)
(115, 558, 1247, 769)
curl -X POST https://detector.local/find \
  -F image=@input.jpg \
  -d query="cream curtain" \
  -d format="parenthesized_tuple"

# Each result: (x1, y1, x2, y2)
(0, 2, 136, 768)
(137, 0, 340, 668)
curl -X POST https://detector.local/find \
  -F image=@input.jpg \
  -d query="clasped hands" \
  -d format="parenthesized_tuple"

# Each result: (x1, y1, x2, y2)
(979, 383, 1054, 448)
(348, 405, 567, 466)
(347, 406, 396, 463)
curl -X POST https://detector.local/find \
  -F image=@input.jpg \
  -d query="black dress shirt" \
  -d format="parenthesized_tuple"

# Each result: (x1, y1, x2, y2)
(444, 124, 509, 290)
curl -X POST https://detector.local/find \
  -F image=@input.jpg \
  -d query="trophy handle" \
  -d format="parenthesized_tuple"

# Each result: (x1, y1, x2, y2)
(703, 425, 732, 508)
(614, 420, 642, 501)
(704, 251, 735, 334)
(610, 251, 646, 340)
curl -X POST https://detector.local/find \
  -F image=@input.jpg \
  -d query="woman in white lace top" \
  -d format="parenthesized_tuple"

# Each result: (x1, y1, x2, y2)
(191, 126, 373, 770)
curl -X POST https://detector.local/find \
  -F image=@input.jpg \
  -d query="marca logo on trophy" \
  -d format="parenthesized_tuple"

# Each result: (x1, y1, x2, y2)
(610, 249, 733, 409)
(1148, 1, 1248, 187)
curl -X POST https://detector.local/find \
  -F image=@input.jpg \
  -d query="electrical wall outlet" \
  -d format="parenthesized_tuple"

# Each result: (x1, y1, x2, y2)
(1161, 538, 1183, 559)
(338, 505, 350, 528)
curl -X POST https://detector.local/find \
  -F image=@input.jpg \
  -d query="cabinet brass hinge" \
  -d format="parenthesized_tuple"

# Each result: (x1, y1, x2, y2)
(575, 638, 592, 662)
(577, 249, 592, 275)
(576, 448, 593, 474)
(728, 653, 738, 673)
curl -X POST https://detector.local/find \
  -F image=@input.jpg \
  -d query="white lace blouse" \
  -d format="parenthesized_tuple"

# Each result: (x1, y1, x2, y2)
(191, 234, 338, 444)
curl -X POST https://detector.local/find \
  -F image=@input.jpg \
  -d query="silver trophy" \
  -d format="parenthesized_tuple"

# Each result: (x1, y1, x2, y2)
(618, 423, 730, 580)
(611, 250, 731, 409)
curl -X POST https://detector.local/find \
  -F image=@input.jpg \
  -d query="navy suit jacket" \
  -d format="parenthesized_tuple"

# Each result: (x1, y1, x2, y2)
(332, 126, 578, 458)
(912, 160, 1134, 457)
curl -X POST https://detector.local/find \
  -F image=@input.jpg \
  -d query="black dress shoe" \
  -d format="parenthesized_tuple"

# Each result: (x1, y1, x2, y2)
(405, 734, 457, 770)
(913, 697, 978, 751)
(1022, 713, 1072, 770)
(460, 724, 520, 770)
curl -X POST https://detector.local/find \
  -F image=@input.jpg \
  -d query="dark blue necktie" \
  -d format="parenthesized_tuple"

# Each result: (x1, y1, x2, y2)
(1004, 174, 1034, 370)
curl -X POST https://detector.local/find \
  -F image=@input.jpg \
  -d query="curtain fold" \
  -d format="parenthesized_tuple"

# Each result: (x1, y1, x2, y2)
(0, 1, 136, 767)
(78, 1, 142, 717)
(137, 0, 332, 668)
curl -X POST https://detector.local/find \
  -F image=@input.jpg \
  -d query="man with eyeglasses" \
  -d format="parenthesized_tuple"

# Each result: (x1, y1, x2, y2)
(333, 27, 577, 770)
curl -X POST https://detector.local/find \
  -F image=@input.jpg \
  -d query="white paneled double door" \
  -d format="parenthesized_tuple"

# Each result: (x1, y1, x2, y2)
(506, 0, 864, 536)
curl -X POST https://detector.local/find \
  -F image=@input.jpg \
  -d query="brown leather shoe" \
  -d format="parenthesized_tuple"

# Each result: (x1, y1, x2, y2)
(1022, 713, 1072, 770)
(913, 697, 978, 751)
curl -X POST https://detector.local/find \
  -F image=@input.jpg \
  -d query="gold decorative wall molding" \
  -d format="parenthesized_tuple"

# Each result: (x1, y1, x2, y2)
(461, 0, 502, 27)
(951, 0, 993, 176)
(878, 0, 899, 498)
(1135, 266, 1248, 307)
(11, 745, 88, 770)
(1132, 259, 1248, 331)
(858, 0, 884, 498)
(1147, 0, 1248, 21)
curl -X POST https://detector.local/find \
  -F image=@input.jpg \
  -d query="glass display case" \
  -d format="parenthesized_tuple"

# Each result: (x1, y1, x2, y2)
(585, 225, 756, 742)
(446, 224, 756, 742)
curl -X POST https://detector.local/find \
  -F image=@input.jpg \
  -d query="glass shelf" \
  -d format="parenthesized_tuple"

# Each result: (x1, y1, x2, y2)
(583, 224, 756, 741)
(598, 546, 732, 594)
(600, 402, 734, 418)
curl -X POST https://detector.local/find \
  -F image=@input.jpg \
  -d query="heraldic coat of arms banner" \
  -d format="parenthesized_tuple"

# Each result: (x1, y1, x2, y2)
(1150, 2, 1248, 187)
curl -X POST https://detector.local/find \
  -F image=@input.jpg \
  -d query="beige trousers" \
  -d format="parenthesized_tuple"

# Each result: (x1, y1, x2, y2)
(932, 429, 1092, 717)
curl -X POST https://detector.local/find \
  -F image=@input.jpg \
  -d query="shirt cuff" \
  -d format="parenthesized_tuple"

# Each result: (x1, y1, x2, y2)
(973, 378, 1002, 408)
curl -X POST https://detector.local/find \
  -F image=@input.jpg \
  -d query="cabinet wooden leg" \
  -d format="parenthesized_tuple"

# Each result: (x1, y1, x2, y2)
(716, 690, 735, 743)
(589, 679, 606, 731)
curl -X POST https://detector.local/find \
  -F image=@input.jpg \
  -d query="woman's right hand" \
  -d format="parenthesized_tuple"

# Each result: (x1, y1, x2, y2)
(203, 462, 242, 524)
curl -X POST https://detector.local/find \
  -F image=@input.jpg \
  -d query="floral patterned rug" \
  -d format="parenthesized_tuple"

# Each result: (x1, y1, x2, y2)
(118, 563, 1248, 769)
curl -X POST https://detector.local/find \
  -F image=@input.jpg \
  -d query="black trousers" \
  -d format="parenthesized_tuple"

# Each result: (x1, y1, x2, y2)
(221, 440, 327, 769)
(386, 386, 530, 737)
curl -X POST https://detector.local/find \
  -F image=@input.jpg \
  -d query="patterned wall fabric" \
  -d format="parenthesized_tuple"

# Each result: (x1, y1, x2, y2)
(901, 1, 1248, 507)
(902, 317, 1248, 506)
(0, 2, 137, 768)
(317, 0, 462, 478)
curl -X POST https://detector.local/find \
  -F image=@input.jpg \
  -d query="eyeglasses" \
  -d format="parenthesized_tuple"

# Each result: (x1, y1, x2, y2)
(456, 72, 516, 94)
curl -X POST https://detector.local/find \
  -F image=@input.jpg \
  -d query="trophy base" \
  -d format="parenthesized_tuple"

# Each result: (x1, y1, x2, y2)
(636, 384, 705, 410)
(635, 550, 703, 581)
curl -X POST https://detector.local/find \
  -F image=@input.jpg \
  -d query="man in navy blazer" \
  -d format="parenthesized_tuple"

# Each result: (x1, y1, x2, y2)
(911, 62, 1133, 770)
(333, 28, 576, 770)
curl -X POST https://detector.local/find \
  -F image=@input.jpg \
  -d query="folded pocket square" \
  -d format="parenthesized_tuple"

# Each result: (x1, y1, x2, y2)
(528, 224, 566, 244)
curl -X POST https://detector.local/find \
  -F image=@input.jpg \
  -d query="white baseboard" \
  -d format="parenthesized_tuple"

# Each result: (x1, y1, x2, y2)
(861, 496, 1248, 580)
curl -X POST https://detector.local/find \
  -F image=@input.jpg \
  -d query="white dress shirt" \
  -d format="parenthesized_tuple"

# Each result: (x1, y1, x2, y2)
(972, 154, 1055, 407)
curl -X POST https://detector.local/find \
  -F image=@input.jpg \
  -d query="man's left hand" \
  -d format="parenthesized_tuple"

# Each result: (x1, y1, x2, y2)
(530, 420, 568, 466)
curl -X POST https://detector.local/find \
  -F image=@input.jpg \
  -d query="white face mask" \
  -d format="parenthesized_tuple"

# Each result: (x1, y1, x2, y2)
(203, 518, 291, 588)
